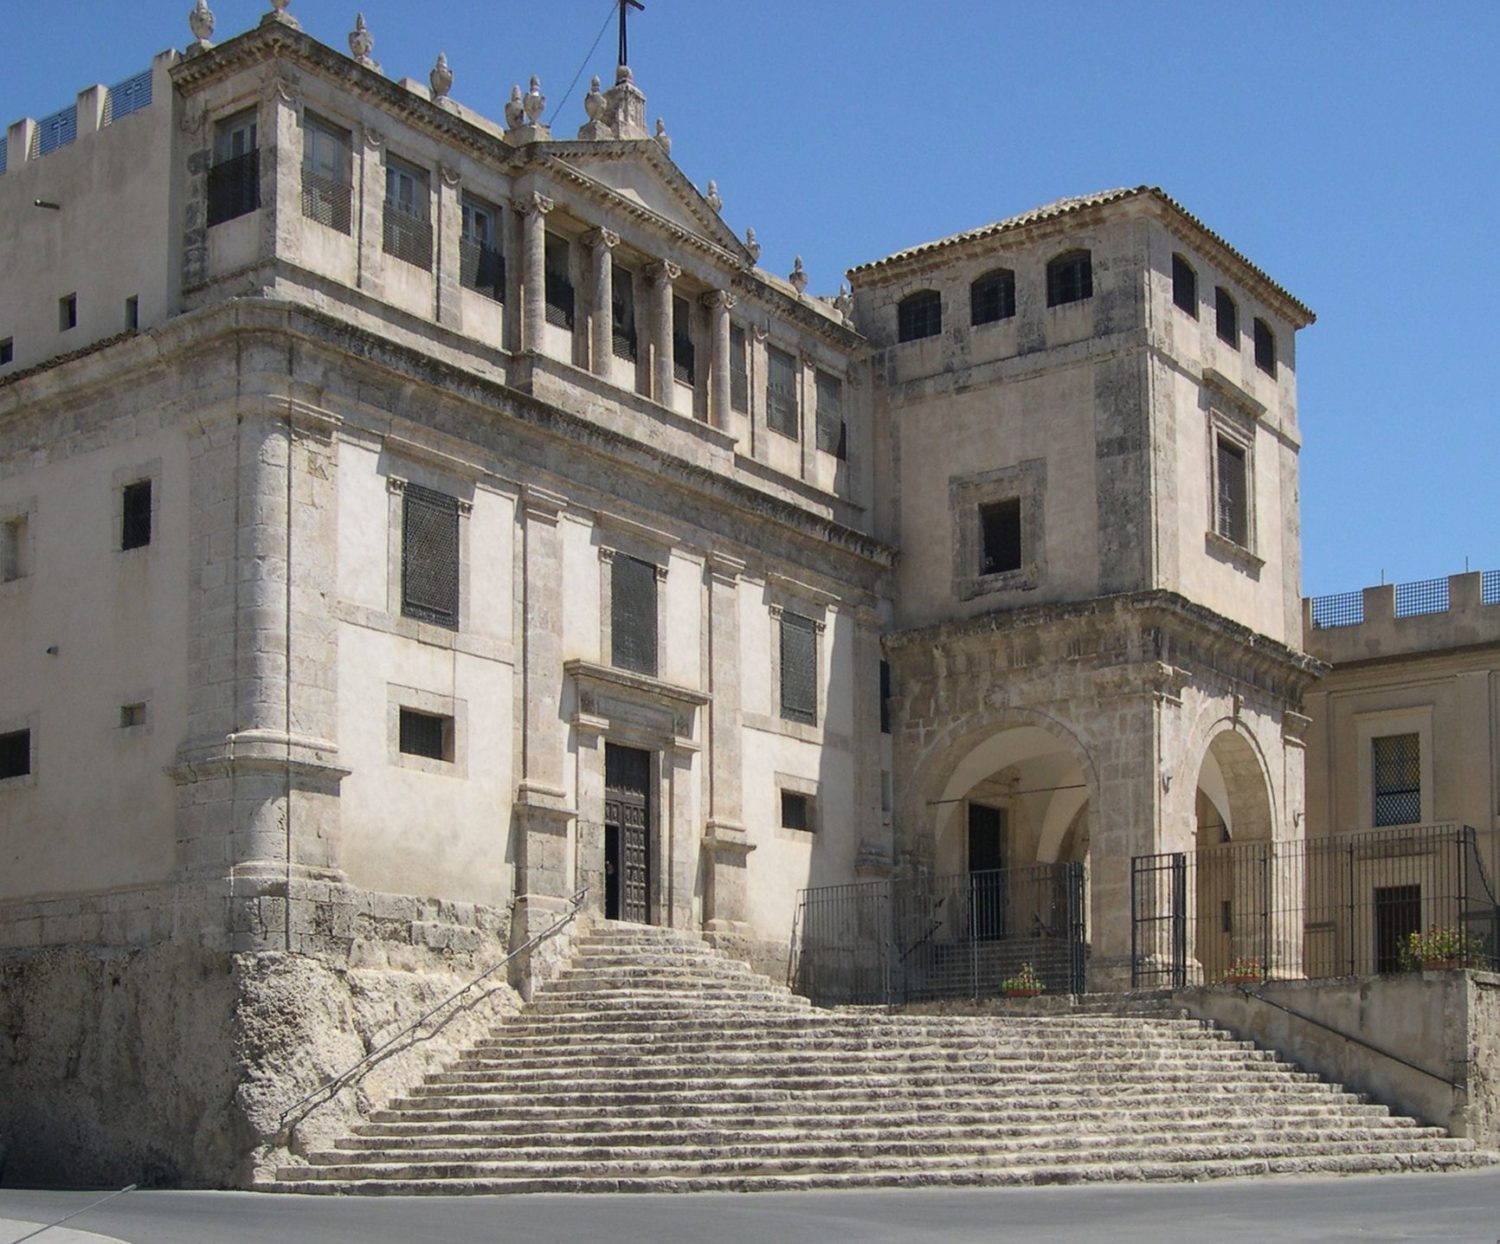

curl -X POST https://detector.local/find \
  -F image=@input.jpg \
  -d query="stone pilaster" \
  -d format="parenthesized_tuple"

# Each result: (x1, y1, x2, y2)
(703, 290, 735, 430)
(513, 192, 554, 354)
(356, 124, 386, 299)
(702, 553, 754, 933)
(264, 75, 302, 266)
(586, 229, 619, 376)
(435, 163, 462, 331)
(646, 260, 680, 404)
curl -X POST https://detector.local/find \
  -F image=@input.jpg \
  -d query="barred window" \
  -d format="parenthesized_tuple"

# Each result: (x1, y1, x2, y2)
(611, 554, 658, 678)
(0, 729, 30, 780)
(779, 611, 817, 726)
(544, 234, 575, 329)
(401, 484, 460, 628)
(970, 269, 1016, 326)
(781, 790, 814, 832)
(1046, 250, 1092, 307)
(1216, 287, 1238, 345)
(383, 156, 432, 269)
(612, 261, 637, 360)
(673, 296, 696, 385)
(729, 324, 749, 413)
(1254, 318, 1276, 376)
(1172, 254, 1198, 317)
(1214, 437, 1248, 547)
(979, 498, 1021, 576)
(897, 290, 941, 342)
(766, 346, 798, 437)
(208, 110, 259, 226)
(302, 113, 352, 234)
(460, 196, 505, 301)
(1373, 734, 1420, 827)
(399, 708, 451, 762)
(121, 479, 152, 551)
(815, 371, 846, 459)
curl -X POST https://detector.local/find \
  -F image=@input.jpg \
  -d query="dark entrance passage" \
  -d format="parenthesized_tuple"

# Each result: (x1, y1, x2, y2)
(1374, 884, 1421, 973)
(604, 743, 652, 924)
(967, 803, 1006, 941)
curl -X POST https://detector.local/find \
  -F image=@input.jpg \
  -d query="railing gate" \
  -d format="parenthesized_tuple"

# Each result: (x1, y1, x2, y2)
(1131, 852, 1187, 989)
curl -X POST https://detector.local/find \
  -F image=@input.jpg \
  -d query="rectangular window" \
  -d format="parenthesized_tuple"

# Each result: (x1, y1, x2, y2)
(302, 114, 353, 233)
(729, 324, 749, 413)
(612, 261, 637, 360)
(779, 611, 817, 726)
(766, 345, 798, 438)
(383, 156, 432, 269)
(970, 271, 1016, 326)
(880, 659, 892, 734)
(398, 708, 452, 761)
(0, 338, 12, 366)
(1, 516, 27, 583)
(459, 195, 505, 301)
(59, 294, 77, 332)
(979, 498, 1022, 576)
(610, 553, 658, 677)
(815, 371, 847, 459)
(544, 234, 575, 329)
(1215, 286, 1238, 346)
(121, 479, 152, 550)
(672, 295, 696, 384)
(1372, 733, 1420, 827)
(1172, 254, 1198, 317)
(0, 729, 29, 780)
(208, 110, 260, 225)
(119, 703, 147, 729)
(124, 296, 139, 331)
(781, 790, 813, 832)
(401, 483, 460, 628)
(1254, 318, 1277, 376)
(1214, 437, 1248, 547)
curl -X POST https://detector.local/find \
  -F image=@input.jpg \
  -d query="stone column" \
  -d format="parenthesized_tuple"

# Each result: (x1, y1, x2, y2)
(586, 228, 619, 376)
(702, 553, 754, 933)
(646, 260, 681, 404)
(703, 290, 735, 430)
(434, 163, 462, 331)
(512, 192, 554, 354)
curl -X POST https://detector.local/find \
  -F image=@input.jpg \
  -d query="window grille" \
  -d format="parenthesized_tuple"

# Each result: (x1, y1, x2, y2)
(729, 325, 749, 412)
(106, 69, 153, 124)
(815, 371, 846, 458)
(383, 203, 432, 269)
(35, 105, 77, 157)
(1253, 318, 1276, 375)
(612, 264, 637, 360)
(1046, 251, 1092, 307)
(1395, 576, 1448, 617)
(781, 791, 813, 831)
(545, 235, 575, 329)
(0, 730, 29, 780)
(460, 198, 504, 300)
(766, 346, 798, 437)
(970, 270, 1016, 326)
(673, 296, 696, 384)
(897, 290, 942, 342)
(401, 484, 460, 628)
(300, 169, 352, 233)
(1215, 438, 1248, 547)
(302, 116, 352, 234)
(1172, 254, 1198, 317)
(979, 498, 1022, 575)
(1372, 733, 1420, 827)
(399, 708, 449, 761)
(207, 149, 260, 225)
(0, 143, 7, 176)
(121, 480, 152, 550)
(1482, 569, 1500, 606)
(1216, 287, 1238, 345)
(1309, 590, 1363, 629)
(780, 611, 817, 725)
(611, 554, 658, 677)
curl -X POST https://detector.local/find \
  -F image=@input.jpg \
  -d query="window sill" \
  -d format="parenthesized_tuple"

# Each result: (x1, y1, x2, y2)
(956, 566, 1038, 601)
(1204, 530, 1264, 573)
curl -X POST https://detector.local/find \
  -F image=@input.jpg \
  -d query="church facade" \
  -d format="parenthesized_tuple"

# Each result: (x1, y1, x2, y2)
(0, 3, 1336, 1183)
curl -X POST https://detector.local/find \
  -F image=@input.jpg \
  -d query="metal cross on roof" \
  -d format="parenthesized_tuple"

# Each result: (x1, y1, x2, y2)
(619, 0, 646, 68)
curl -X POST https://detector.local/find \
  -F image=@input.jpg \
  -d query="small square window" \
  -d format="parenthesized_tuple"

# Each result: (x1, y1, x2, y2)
(125, 297, 139, 331)
(897, 290, 942, 342)
(1046, 251, 1092, 307)
(0, 338, 13, 366)
(0, 729, 30, 780)
(979, 498, 1022, 576)
(121, 479, 152, 550)
(120, 703, 147, 728)
(781, 790, 814, 832)
(60, 294, 78, 332)
(399, 708, 452, 762)
(2, 515, 28, 583)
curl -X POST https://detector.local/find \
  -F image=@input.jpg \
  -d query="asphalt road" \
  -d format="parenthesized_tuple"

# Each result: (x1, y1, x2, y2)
(3, 1169, 1500, 1244)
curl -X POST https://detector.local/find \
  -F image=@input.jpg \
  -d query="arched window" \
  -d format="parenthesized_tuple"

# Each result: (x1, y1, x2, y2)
(1215, 286, 1238, 345)
(1172, 254, 1198, 317)
(1253, 318, 1276, 375)
(970, 269, 1016, 326)
(1046, 250, 1092, 307)
(897, 289, 942, 342)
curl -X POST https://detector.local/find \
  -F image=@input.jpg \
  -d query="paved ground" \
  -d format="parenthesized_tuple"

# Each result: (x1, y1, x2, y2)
(4, 1169, 1500, 1244)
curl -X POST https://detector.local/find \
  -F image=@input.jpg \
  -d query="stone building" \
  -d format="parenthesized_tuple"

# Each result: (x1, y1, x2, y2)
(0, 3, 1335, 1183)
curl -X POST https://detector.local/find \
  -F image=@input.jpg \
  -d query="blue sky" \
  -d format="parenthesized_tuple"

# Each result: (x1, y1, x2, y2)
(3, 1, 1496, 597)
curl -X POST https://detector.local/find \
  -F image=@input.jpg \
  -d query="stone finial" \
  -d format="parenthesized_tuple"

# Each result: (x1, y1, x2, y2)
(188, 0, 215, 50)
(654, 117, 672, 156)
(430, 53, 453, 102)
(706, 180, 723, 213)
(505, 85, 526, 130)
(789, 256, 809, 295)
(584, 76, 606, 122)
(264, 0, 298, 27)
(349, 14, 379, 70)
(833, 281, 854, 323)
(745, 227, 761, 263)
(524, 76, 547, 126)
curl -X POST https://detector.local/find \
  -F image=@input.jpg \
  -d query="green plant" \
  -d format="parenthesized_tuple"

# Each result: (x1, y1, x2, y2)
(1001, 963, 1045, 995)
(1398, 924, 1488, 971)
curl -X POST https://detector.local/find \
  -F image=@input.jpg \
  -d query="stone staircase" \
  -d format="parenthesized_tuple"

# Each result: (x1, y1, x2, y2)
(272, 923, 1494, 1194)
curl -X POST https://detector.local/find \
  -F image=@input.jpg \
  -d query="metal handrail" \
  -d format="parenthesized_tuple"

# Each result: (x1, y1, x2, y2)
(278, 886, 587, 1130)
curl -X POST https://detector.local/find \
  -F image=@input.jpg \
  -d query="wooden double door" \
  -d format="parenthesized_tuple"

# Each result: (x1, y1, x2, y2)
(604, 744, 652, 924)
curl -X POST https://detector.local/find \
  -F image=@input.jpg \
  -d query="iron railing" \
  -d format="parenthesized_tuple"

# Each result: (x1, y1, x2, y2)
(460, 237, 505, 301)
(207, 149, 260, 225)
(1308, 589, 1363, 629)
(301, 168, 352, 234)
(1395, 576, 1448, 617)
(1131, 824, 1500, 988)
(793, 862, 1086, 1006)
(383, 201, 433, 269)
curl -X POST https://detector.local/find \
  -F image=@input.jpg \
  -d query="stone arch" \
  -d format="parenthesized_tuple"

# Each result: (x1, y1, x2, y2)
(1190, 720, 1276, 847)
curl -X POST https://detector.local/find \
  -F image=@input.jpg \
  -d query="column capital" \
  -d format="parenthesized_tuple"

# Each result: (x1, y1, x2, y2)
(510, 191, 555, 217)
(585, 227, 620, 250)
(701, 289, 736, 312)
(645, 259, 681, 285)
